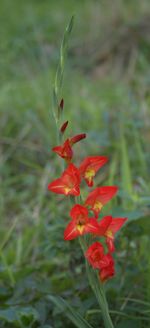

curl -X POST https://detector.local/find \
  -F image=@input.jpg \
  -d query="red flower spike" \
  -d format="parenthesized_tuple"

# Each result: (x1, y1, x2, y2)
(52, 139, 73, 162)
(85, 242, 104, 269)
(60, 120, 68, 134)
(70, 133, 86, 145)
(99, 254, 115, 282)
(85, 186, 118, 218)
(48, 163, 80, 196)
(79, 156, 108, 187)
(64, 204, 100, 240)
(96, 216, 127, 252)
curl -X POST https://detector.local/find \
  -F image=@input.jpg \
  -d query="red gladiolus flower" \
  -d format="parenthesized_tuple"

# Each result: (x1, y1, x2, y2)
(85, 242, 115, 282)
(52, 134, 86, 162)
(52, 139, 73, 162)
(85, 242, 104, 269)
(79, 156, 108, 187)
(98, 216, 127, 252)
(99, 253, 115, 282)
(64, 204, 100, 240)
(85, 186, 118, 218)
(48, 163, 80, 196)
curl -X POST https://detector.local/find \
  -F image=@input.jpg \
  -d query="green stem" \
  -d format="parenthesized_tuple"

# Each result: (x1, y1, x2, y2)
(95, 280, 114, 328)
(79, 237, 114, 328)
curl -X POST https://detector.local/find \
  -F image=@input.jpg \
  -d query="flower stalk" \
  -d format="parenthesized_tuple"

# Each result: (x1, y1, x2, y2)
(48, 16, 127, 328)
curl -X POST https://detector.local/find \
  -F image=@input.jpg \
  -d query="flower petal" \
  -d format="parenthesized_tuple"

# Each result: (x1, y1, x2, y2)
(52, 139, 73, 161)
(99, 265, 115, 282)
(106, 237, 115, 253)
(48, 163, 81, 196)
(79, 156, 108, 187)
(85, 186, 118, 217)
(64, 220, 79, 240)
(70, 204, 88, 221)
(108, 217, 127, 234)
(48, 178, 68, 194)
(97, 216, 113, 235)
(99, 254, 115, 282)
(85, 219, 100, 235)
(85, 242, 104, 269)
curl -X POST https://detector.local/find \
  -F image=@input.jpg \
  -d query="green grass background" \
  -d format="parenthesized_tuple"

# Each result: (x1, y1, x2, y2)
(0, 0, 150, 327)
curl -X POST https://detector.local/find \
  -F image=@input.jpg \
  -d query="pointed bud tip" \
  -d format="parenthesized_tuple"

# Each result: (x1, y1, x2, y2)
(70, 133, 86, 145)
(59, 98, 64, 110)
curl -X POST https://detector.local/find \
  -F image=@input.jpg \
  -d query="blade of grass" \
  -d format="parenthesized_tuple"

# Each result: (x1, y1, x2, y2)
(120, 126, 133, 208)
(0, 216, 19, 251)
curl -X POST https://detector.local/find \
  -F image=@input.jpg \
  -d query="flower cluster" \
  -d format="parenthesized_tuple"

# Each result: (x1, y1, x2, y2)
(48, 126, 127, 282)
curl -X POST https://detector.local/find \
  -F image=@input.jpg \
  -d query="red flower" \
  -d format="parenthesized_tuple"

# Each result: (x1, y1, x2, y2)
(52, 134, 86, 162)
(99, 253, 115, 282)
(85, 242, 104, 269)
(85, 242, 115, 282)
(79, 156, 108, 187)
(52, 139, 73, 163)
(85, 186, 118, 218)
(64, 204, 100, 240)
(48, 163, 80, 196)
(98, 216, 127, 252)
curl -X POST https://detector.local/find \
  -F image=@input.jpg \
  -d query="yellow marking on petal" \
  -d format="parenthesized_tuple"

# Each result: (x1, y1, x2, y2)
(106, 230, 113, 238)
(85, 169, 95, 182)
(93, 201, 103, 211)
(64, 187, 71, 194)
(77, 224, 85, 234)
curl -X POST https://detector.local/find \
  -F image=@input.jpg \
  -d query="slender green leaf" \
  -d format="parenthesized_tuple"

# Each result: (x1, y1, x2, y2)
(47, 295, 94, 328)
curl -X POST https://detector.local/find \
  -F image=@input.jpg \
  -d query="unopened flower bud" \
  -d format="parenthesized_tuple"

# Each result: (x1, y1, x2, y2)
(60, 120, 68, 134)
(59, 98, 64, 110)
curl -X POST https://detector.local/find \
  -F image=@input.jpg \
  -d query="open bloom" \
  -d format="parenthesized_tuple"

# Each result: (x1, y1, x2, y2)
(52, 134, 86, 162)
(79, 156, 108, 187)
(85, 186, 118, 218)
(85, 242, 104, 269)
(98, 216, 127, 252)
(99, 253, 115, 282)
(52, 139, 73, 162)
(64, 204, 100, 240)
(48, 163, 80, 196)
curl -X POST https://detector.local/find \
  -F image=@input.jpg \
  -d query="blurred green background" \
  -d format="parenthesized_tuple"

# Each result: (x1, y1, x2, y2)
(0, 0, 150, 327)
